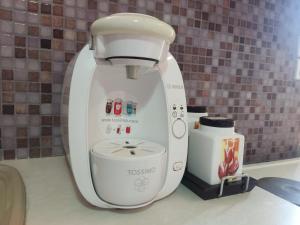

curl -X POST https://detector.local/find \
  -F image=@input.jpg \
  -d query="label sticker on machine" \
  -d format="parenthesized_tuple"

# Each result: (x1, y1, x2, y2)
(100, 92, 139, 136)
(218, 138, 240, 180)
(105, 97, 137, 117)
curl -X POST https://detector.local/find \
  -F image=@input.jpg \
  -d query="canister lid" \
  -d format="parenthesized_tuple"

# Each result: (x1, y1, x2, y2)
(200, 116, 234, 128)
(187, 106, 207, 113)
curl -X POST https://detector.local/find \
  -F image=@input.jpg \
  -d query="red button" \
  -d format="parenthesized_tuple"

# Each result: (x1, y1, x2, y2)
(116, 127, 121, 134)
(126, 126, 131, 134)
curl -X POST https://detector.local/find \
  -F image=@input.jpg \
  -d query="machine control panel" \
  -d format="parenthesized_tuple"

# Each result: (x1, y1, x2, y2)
(171, 104, 184, 118)
(102, 96, 138, 137)
(170, 104, 186, 139)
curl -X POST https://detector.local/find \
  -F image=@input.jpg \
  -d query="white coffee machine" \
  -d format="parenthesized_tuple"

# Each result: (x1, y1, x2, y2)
(61, 13, 188, 209)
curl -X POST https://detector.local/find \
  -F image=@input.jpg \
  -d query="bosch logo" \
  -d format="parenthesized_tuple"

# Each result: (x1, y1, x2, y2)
(167, 83, 184, 90)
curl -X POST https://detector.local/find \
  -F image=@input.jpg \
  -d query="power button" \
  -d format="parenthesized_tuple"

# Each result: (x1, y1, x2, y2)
(172, 119, 186, 139)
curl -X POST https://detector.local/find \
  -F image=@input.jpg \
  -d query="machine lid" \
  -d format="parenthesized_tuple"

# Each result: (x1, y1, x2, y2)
(90, 13, 175, 43)
(91, 139, 165, 160)
(200, 116, 234, 128)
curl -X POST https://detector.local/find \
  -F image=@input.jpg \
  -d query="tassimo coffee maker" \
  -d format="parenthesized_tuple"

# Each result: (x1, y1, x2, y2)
(61, 13, 188, 209)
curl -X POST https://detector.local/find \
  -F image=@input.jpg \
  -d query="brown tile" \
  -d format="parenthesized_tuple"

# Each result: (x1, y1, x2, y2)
(2, 92, 14, 103)
(29, 148, 40, 158)
(53, 116, 60, 126)
(28, 1, 39, 13)
(41, 15, 52, 26)
(4, 150, 15, 160)
(2, 81, 14, 91)
(40, 39, 51, 49)
(53, 5, 63, 16)
(28, 26, 40, 36)
(230, 1, 236, 9)
(155, 2, 163, 11)
(195, 20, 201, 28)
(41, 62, 52, 71)
(2, 70, 14, 80)
(28, 49, 39, 59)
(53, 29, 63, 39)
(41, 83, 52, 93)
(17, 138, 28, 148)
(180, 8, 187, 16)
(202, 12, 209, 21)
(29, 82, 40, 92)
(77, 31, 87, 42)
(41, 3, 52, 14)
(65, 52, 75, 62)
(15, 48, 26, 58)
(0, 9, 12, 20)
(41, 136, 52, 146)
(17, 127, 28, 137)
(40, 72, 52, 82)
(15, 104, 27, 114)
(15, 82, 28, 92)
(52, 39, 64, 50)
(42, 116, 52, 125)
(172, 6, 179, 14)
(65, 18, 75, 29)
(52, 16, 63, 27)
(88, 0, 97, 9)
(2, 105, 14, 114)
(53, 0, 63, 4)
(29, 138, 40, 147)
(15, 36, 26, 46)
(208, 23, 215, 31)
(40, 50, 51, 60)
(109, 3, 119, 12)
(206, 49, 213, 56)
(41, 148, 52, 157)
(28, 105, 40, 114)
(41, 94, 52, 103)
(28, 72, 39, 82)
(41, 127, 52, 136)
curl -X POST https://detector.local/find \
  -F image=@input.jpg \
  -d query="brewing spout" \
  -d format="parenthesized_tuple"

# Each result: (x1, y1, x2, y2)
(126, 65, 140, 79)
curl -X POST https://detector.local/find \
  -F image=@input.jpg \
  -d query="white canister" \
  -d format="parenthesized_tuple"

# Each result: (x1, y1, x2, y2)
(187, 106, 208, 134)
(188, 117, 244, 185)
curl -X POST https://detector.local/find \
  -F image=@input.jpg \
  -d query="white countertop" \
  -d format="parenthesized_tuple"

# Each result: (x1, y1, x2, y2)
(2, 157, 300, 225)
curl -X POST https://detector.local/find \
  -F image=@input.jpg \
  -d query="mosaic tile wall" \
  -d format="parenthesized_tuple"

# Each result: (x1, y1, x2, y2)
(0, 0, 300, 163)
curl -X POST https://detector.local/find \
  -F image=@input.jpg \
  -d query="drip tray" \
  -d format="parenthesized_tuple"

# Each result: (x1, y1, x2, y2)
(257, 177, 300, 206)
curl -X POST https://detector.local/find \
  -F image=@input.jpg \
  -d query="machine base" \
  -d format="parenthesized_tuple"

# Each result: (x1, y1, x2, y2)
(182, 171, 257, 200)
